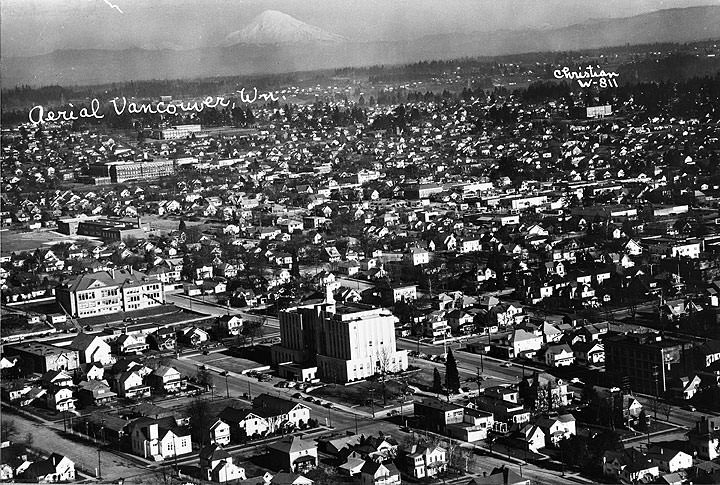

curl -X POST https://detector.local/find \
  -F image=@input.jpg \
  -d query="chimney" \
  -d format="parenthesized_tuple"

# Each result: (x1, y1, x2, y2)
(148, 423, 159, 440)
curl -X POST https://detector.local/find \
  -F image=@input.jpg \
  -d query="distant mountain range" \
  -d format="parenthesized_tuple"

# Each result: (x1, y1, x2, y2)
(2, 5, 719, 88)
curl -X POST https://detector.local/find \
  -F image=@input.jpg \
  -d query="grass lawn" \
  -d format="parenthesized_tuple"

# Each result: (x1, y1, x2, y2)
(310, 377, 412, 411)
(0, 313, 55, 338)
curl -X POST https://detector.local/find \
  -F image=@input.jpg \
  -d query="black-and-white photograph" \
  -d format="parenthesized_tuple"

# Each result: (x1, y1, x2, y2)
(1, 1, 720, 483)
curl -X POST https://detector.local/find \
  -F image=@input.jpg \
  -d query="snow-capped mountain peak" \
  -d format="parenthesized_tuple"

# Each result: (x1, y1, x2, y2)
(223, 10, 347, 46)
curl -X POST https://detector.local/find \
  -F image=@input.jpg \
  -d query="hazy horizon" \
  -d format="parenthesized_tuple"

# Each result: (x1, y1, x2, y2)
(2, 0, 717, 58)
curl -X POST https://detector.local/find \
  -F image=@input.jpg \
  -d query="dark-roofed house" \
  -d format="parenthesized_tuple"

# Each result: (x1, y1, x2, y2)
(267, 472, 313, 485)
(535, 414, 576, 446)
(218, 406, 270, 441)
(148, 327, 177, 352)
(404, 444, 447, 479)
(147, 365, 187, 394)
(252, 394, 310, 433)
(359, 460, 401, 485)
(267, 436, 317, 473)
(84, 412, 130, 447)
(413, 398, 464, 433)
(22, 454, 75, 483)
(199, 444, 246, 483)
(130, 416, 192, 461)
(68, 333, 112, 366)
(77, 379, 116, 407)
(469, 466, 529, 485)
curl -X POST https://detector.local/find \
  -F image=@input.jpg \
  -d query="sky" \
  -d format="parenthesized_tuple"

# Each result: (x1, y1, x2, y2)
(1, 0, 716, 57)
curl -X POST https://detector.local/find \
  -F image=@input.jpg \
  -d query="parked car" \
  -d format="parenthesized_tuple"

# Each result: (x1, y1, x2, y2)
(292, 393, 303, 399)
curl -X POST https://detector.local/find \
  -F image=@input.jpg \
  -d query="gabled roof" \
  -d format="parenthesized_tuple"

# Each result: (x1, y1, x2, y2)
(199, 443, 230, 462)
(267, 436, 316, 454)
(69, 332, 106, 352)
(253, 393, 308, 415)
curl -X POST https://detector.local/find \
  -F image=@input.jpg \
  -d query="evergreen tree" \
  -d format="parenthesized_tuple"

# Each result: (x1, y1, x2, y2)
(178, 219, 186, 232)
(245, 107, 256, 124)
(445, 349, 460, 393)
(432, 368, 443, 394)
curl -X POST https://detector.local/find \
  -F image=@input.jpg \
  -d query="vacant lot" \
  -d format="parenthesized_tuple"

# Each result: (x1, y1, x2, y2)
(194, 352, 270, 375)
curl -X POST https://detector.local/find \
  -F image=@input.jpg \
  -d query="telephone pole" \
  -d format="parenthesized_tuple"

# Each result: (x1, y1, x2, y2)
(653, 365, 660, 420)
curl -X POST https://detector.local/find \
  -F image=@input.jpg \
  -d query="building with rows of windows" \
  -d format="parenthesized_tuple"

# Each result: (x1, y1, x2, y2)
(272, 288, 408, 383)
(57, 269, 164, 318)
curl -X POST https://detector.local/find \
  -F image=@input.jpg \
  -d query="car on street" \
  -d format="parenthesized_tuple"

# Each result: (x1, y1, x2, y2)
(500, 362, 512, 367)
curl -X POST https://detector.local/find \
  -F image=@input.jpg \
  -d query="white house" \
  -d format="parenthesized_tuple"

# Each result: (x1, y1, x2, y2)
(405, 247, 430, 266)
(68, 333, 112, 366)
(199, 444, 246, 483)
(545, 344, 575, 367)
(647, 446, 693, 473)
(536, 414, 576, 446)
(130, 417, 192, 461)
(510, 329, 543, 358)
(208, 419, 231, 446)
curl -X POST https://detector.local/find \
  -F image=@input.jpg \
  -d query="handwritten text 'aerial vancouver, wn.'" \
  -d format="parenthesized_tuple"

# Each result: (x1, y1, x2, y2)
(553, 66, 620, 88)
(27, 88, 279, 125)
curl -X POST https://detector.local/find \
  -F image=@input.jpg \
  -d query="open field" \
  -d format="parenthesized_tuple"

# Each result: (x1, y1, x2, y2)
(0, 229, 98, 254)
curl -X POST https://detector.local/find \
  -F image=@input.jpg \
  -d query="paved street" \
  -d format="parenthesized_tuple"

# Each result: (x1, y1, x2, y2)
(165, 292, 280, 329)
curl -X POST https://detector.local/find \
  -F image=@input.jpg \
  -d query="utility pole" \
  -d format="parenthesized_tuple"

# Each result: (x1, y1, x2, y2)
(97, 449, 102, 480)
(369, 389, 375, 418)
(224, 371, 230, 398)
(248, 380, 252, 401)
(653, 365, 660, 420)
(354, 413, 358, 435)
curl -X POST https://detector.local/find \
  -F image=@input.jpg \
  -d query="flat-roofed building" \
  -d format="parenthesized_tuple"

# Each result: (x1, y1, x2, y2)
(107, 159, 175, 183)
(272, 291, 408, 383)
(6, 341, 80, 374)
(156, 124, 202, 140)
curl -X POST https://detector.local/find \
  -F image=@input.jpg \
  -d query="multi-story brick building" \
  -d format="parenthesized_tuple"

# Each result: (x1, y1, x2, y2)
(57, 269, 164, 318)
(605, 332, 694, 395)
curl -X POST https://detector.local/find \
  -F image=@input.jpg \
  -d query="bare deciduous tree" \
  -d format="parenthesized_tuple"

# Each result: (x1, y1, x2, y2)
(376, 346, 394, 406)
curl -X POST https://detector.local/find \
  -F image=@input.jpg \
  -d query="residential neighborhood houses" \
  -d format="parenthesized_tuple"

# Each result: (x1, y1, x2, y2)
(1, 38, 720, 485)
